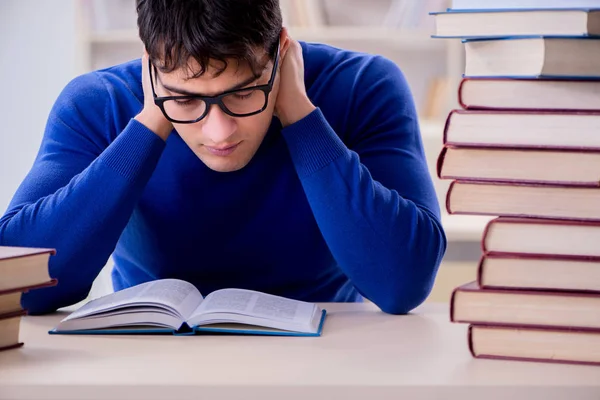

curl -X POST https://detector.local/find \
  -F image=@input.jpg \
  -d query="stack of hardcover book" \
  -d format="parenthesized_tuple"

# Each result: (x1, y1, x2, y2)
(0, 247, 56, 352)
(432, 0, 600, 366)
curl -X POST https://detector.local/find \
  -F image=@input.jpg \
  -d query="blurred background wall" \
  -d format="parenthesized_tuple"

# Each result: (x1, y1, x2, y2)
(0, 1, 78, 213)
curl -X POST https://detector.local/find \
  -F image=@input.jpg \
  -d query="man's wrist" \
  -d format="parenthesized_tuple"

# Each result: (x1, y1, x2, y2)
(134, 110, 172, 141)
(278, 97, 316, 128)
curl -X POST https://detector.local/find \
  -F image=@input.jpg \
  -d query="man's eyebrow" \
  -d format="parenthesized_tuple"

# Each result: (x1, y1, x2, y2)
(158, 73, 261, 97)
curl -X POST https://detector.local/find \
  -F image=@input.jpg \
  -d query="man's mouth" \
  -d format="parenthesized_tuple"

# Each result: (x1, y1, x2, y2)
(204, 142, 241, 157)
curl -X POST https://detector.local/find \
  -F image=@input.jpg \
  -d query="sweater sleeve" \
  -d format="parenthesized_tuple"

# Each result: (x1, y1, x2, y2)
(0, 72, 166, 314)
(282, 56, 447, 315)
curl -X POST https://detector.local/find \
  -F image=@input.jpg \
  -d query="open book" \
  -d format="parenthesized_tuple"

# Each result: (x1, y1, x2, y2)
(50, 279, 326, 336)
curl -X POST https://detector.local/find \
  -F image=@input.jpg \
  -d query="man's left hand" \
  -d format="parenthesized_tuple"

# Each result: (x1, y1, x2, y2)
(274, 29, 316, 128)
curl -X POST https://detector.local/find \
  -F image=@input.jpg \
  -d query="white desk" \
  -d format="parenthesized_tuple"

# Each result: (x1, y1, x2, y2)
(1, 302, 599, 400)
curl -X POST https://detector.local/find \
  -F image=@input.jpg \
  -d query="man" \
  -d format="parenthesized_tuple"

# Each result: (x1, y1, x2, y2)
(0, 0, 446, 315)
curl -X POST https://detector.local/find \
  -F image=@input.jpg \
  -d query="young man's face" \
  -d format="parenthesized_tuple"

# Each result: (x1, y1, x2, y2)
(153, 52, 280, 172)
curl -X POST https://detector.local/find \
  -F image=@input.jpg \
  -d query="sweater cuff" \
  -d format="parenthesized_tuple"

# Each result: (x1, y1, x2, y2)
(99, 119, 166, 182)
(282, 108, 347, 178)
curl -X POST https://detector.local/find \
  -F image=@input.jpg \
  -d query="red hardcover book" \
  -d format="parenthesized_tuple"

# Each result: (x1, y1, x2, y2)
(457, 77, 600, 112)
(468, 324, 600, 366)
(450, 281, 600, 330)
(0, 281, 58, 315)
(436, 144, 600, 187)
(0, 280, 58, 297)
(442, 109, 600, 150)
(477, 253, 600, 293)
(446, 180, 600, 221)
(0, 310, 27, 352)
(481, 217, 600, 259)
(0, 246, 56, 293)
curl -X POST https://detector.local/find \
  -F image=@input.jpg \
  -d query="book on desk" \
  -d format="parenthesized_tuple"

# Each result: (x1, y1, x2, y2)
(432, 2, 600, 367)
(49, 279, 326, 337)
(0, 246, 57, 352)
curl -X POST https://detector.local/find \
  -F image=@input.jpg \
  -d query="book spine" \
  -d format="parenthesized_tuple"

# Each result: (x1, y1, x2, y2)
(436, 145, 449, 179)
(445, 180, 457, 215)
(475, 256, 485, 287)
(441, 109, 457, 146)
(449, 284, 460, 323)
(0, 310, 27, 320)
(457, 78, 469, 109)
(0, 343, 24, 352)
(480, 217, 498, 254)
(0, 279, 58, 296)
(467, 325, 476, 358)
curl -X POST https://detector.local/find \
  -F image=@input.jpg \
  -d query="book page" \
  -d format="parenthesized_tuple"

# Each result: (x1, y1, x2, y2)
(64, 279, 203, 321)
(190, 289, 315, 325)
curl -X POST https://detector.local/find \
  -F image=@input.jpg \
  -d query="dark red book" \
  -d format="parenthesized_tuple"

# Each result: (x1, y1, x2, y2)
(437, 145, 600, 187)
(442, 109, 600, 150)
(457, 77, 600, 112)
(482, 217, 600, 259)
(450, 281, 600, 331)
(468, 324, 600, 366)
(0, 281, 59, 315)
(0, 310, 27, 352)
(0, 246, 56, 293)
(446, 180, 600, 221)
(477, 253, 600, 293)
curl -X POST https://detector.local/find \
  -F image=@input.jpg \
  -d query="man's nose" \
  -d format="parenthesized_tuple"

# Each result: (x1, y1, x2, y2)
(201, 104, 236, 143)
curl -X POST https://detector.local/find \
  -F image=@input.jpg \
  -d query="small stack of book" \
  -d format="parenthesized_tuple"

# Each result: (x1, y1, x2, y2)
(0, 246, 56, 352)
(432, 0, 600, 366)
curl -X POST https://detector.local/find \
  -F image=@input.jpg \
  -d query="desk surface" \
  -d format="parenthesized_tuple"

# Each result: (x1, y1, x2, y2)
(1, 302, 599, 400)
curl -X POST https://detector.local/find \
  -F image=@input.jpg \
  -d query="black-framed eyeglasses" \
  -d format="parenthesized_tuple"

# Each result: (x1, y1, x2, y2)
(148, 42, 280, 124)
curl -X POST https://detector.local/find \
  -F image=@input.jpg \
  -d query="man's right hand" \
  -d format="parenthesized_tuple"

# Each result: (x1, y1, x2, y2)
(135, 52, 173, 141)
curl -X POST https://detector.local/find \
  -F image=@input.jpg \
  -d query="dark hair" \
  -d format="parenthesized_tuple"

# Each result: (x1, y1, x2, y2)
(136, 0, 282, 78)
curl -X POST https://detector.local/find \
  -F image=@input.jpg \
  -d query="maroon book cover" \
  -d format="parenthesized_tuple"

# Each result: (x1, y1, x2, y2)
(0, 310, 27, 352)
(458, 77, 600, 112)
(0, 247, 55, 261)
(481, 217, 600, 260)
(0, 343, 24, 352)
(467, 324, 600, 367)
(450, 281, 600, 331)
(445, 180, 600, 221)
(437, 144, 600, 187)
(477, 253, 600, 293)
(0, 279, 58, 297)
(442, 108, 600, 150)
(0, 246, 57, 298)
(435, 145, 448, 180)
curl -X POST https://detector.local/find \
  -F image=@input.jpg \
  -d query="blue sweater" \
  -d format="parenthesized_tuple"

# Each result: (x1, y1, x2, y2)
(0, 42, 446, 315)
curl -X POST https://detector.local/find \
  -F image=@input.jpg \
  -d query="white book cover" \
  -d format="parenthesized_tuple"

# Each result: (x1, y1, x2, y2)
(451, 0, 600, 10)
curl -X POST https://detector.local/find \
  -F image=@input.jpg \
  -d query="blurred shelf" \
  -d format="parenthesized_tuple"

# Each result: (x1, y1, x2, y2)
(89, 27, 444, 50)
(89, 29, 139, 44)
(289, 27, 443, 50)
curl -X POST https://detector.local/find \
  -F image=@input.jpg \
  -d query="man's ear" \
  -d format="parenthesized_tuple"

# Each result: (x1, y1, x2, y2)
(279, 27, 292, 61)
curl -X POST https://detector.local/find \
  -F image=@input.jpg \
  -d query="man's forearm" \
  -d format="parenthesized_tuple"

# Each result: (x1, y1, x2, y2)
(282, 109, 446, 314)
(0, 120, 165, 314)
